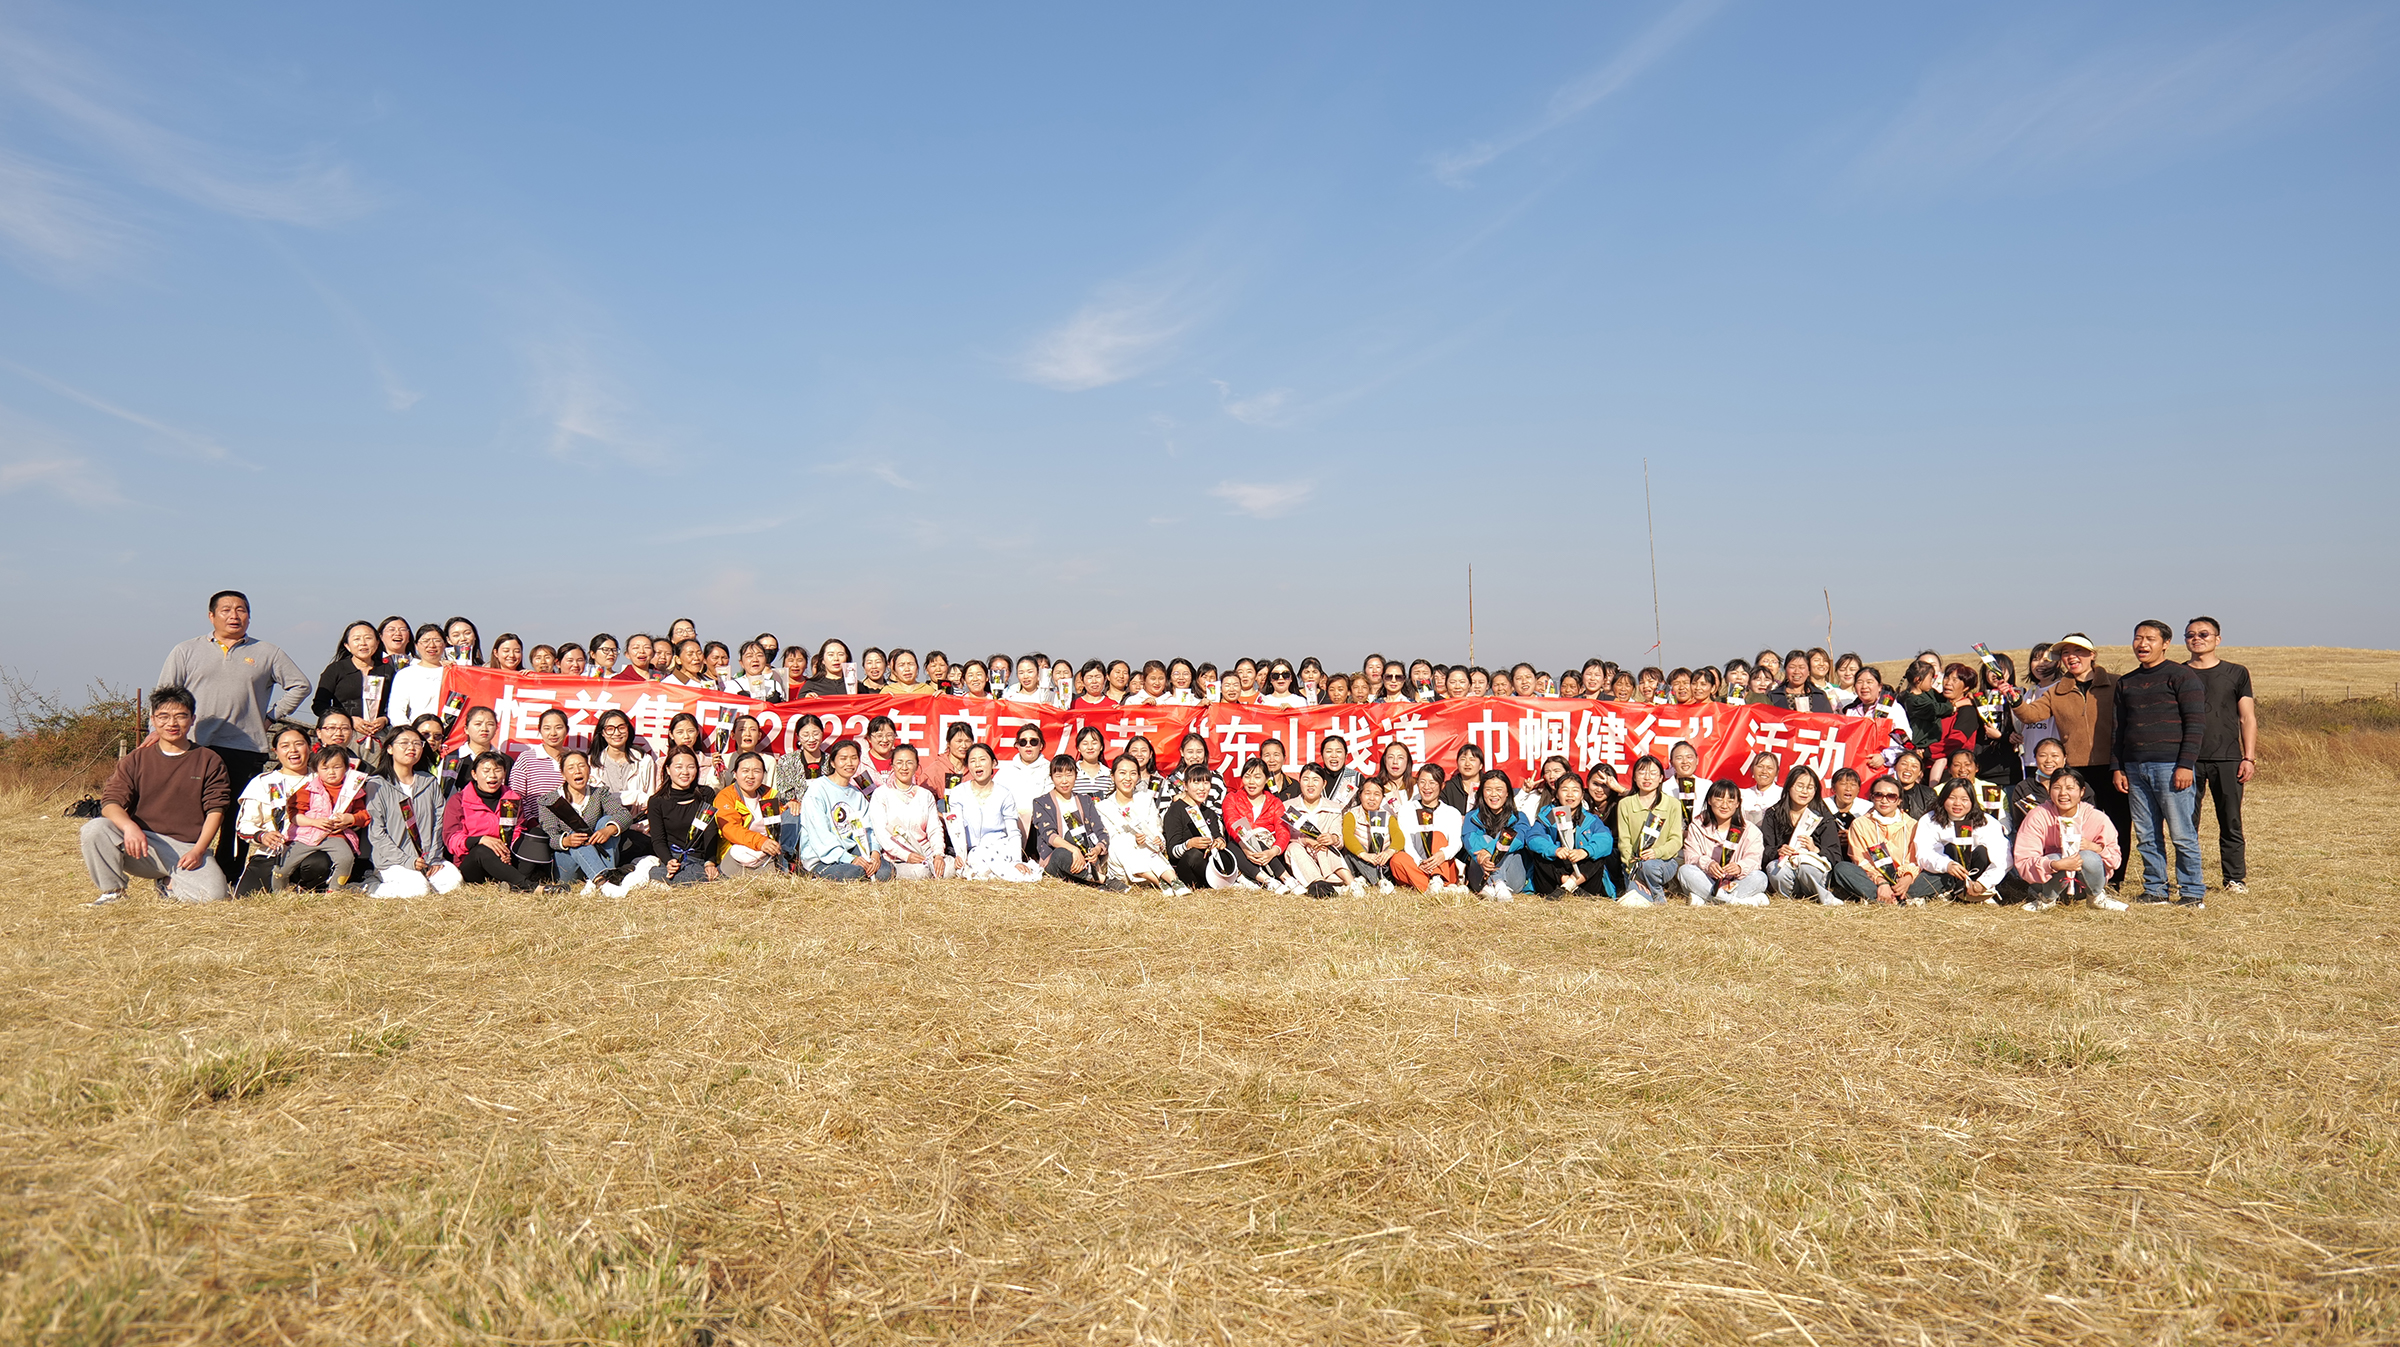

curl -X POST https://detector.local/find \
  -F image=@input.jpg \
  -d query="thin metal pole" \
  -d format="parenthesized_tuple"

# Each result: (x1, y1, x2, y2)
(1824, 589, 1834, 648)
(1467, 565, 1475, 666)
(1643, 459, 1663, 661)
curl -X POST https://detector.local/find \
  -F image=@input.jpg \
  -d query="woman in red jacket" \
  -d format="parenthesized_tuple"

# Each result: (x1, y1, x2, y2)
(1220, 759, 1298, 893)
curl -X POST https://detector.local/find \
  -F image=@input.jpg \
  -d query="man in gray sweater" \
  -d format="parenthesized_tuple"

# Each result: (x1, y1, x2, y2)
(156, 590, 309, 875)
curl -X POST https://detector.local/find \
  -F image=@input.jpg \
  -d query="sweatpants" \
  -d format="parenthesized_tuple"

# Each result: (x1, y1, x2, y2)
(79, 819, 230, 903)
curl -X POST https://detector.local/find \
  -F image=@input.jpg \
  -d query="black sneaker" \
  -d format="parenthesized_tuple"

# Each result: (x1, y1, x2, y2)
(2175, 895, 2206, 909)
(593, 867, 628, 888)
(2132, 893, 2174, 905)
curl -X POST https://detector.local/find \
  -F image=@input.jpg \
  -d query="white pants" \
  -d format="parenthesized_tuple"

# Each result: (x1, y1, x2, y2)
(367, 863, 464, 897)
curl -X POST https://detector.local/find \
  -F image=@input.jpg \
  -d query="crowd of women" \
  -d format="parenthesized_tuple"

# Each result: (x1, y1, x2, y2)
(200, 610, 2180, 914)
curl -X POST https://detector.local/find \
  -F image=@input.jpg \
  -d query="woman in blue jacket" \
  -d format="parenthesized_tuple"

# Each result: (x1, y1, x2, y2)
(1524, 773, 1617, 898)
(1461, 770, 1529, 901)
(796, 740, 894, 882)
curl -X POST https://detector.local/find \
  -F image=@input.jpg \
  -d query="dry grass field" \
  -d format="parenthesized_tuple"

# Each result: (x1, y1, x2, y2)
(2, 647, 2396, 1344)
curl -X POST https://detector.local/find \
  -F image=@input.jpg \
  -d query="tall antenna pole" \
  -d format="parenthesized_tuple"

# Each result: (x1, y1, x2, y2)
(1467, 565, 1476, 666)
(1643, 458, 1663, 662)
(1823, 588, 1834, 648)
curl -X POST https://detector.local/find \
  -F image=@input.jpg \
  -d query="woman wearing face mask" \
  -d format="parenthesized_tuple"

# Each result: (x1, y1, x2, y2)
(1613, 756, 1683, 906)
(649, 748, 720, 885)
(1526, 773, 1617, 900)
(2012, 768, 2127, 912)
(1462, 770, 1529, 901)
(440, 751, 541, 891)
(1908, 780, 2010, 904)
(947, 743, 1043, 882)
(1760, 766, 1843, 905)
(541, 749, 632, 888)
(1677, 780, 1768, 906)
(869, 746, 954, 879)
(365, 727, 459, 897)
(1097, 754, 1179, 891)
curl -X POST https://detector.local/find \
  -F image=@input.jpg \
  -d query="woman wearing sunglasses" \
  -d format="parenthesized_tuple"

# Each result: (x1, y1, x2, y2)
(1259, 662, 1309, 709)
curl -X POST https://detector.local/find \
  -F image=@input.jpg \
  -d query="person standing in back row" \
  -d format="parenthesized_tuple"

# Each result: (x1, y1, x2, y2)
(2011, 633, 2127, 888)
(2183, 616, 2255, 895)
(2112, 620, 2208, 908)
(156, 590, 310, 878)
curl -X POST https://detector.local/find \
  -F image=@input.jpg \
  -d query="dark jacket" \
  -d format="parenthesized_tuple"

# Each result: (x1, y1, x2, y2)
(1028, 791, 1109, 864)
(2112, 659, 2207, 772)
(313, 655, 400, 722)
(1758, 801, 1847, 866)
(649, 783, 720, 859)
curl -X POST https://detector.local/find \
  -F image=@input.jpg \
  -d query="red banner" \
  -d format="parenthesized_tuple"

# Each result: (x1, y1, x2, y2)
(437, 669, 1900, 785)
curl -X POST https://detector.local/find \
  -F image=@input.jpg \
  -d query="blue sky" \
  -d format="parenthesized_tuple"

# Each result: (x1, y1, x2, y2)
(2, 0, 2394, 693)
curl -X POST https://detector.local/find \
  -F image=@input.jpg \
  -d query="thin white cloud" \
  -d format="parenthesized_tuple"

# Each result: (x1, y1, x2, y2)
(0, 453, 121, 506)
(0, 401, 124, 506)
(0, 145, 133, 277)
(272, 241, 421, 411)
(1210, 479, 1315, 519)
(1016, 285, 1190, 391)
(1212, 380, 1295, 427)
(1431, 0, 1727, 187)
(527, 338, 664, 466)
(657, 514, 799, 545)
(0, 21, 370, 227)
(1849, 9, 2386, 196)
(0, 358, 247, 466)
(815, 456, 916, 490)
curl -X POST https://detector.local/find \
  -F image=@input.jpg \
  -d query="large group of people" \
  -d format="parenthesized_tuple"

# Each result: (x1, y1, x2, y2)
(82, 591, 2257, 914)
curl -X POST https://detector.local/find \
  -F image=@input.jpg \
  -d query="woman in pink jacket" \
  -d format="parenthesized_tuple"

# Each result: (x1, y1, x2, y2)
(2011, 769, 2128, 912)
(440, 751, 542, 891)
(1678, 780, 1768, 906)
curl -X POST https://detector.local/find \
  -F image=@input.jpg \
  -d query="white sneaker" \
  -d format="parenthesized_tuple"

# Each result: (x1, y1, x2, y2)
(1816, 891, 1843, 906)
(1378, 879, 1394, 894)
(1687, 892, 1709, 907)
(1427, 878, 1445, 893)
(1732, 892, 1768, 907)
(1235, 875, 1263, 890)
(1619, 894, 1653, 907)
(2091, 893, 2129, 911)
(91, 890, 124, 906)
(1347, 878, 1366, 895)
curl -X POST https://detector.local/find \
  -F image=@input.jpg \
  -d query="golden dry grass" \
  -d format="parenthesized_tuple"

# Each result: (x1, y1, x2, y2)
(3, 688, 2399, 1343)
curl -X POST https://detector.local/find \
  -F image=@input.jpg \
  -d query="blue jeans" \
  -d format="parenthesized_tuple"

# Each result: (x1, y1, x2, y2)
(809, 857, 894, 882)
(776, 814, 807, 866)
(2124, 761, 2204, 899)
(556, 836, 620, 885)
(664, 848, 714, 885)
(1627, 858, 1678, 902)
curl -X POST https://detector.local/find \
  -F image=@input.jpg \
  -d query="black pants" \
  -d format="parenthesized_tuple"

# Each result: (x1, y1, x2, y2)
(1525, 852, 1601, 896)
(2080, 768, 2133, 887)
(1170, 849, 1216, 890)
(207, 746, 269, 876)
(2193, 760, 2246, 883)
(457, 846, 539, 891)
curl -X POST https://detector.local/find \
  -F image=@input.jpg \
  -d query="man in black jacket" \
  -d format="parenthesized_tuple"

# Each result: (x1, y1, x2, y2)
(2111, 620, 2208, 907)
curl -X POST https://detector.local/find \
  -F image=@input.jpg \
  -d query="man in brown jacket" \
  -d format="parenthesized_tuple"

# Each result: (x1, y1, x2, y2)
(2012, 633, 2129, 887)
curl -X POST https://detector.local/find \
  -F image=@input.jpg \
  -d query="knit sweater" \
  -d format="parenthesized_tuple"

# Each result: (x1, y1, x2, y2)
(2111, 659, 2207, 772)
